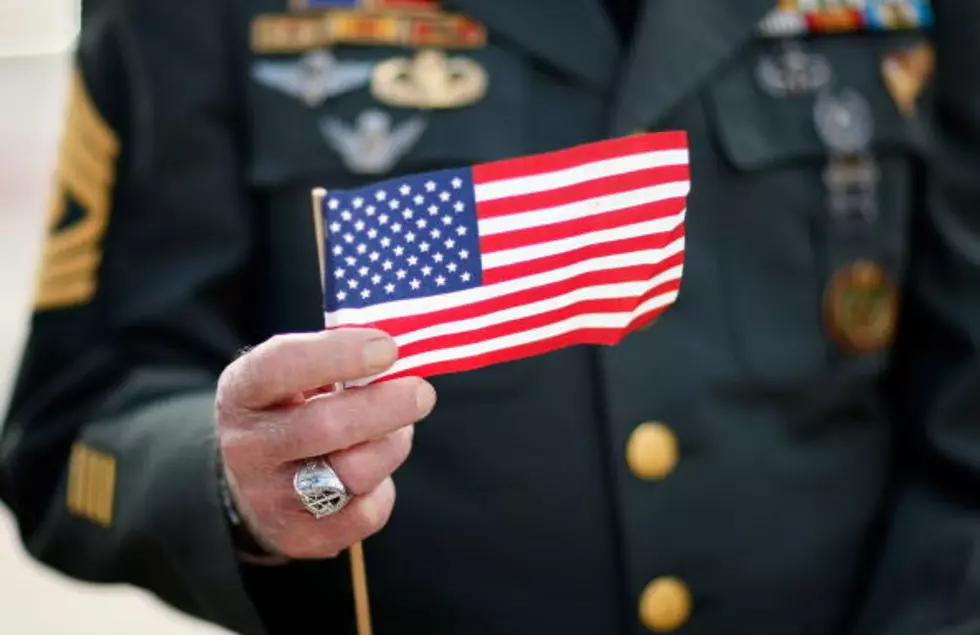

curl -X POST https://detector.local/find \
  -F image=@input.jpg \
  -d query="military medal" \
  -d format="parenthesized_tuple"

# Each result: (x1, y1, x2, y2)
(757, 0, 934, 38)
(823, 260, 898, 352)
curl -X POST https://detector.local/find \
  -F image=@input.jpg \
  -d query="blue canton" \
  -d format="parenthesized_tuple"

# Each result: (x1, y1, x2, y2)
(322, 167, 484, 311)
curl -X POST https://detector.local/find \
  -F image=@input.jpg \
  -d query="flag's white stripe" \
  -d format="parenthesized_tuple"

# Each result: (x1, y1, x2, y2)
(394, 265, 683, 348)
(481, 208, 685, 271)
(326, 235, 686, 325)
(473, 149, 689, 202)
(347, 289, 680, 385)
(477, 180, 690, 237)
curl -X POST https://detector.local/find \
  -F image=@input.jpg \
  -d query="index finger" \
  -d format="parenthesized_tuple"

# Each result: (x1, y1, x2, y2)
(218, 329, 397, 410)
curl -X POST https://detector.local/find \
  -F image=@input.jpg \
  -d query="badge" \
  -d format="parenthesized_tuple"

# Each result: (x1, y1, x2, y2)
(321, 109, 427, 174)
(813, 88, 874, 154)
(252, 49, 373, 107)
(823, 260, 898, 352)
(881, 41, 935, 116)
(822, 155, 880, 223)
(755, 42, 831, 97)
(67, 443, 117, 527)
(371, 49, 487, 109)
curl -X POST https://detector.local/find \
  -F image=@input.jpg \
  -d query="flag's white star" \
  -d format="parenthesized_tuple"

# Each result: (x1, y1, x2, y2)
(428, 205, 439, 215)
(378, 213, 389, 225)
(382, 260, 393, 271)
(422, 265, 433, 276)
(345, 256, 357, 266)
(425, 181, 437, 192)
(419, 242, 430, 252)
(461, 272, 472, 282)
(329, 221, 342, 233)
(375, 190, 387, 201)
(358, 266, 369, 277)
(353, 219, 365, 231)
(332, 245, 344, 256)
(435, 275, 446, 286)
(456, 226, 468, 236)
(442, 215, 453, 226)
(380, 237, 392, 248)
(366, 205, 376, 216)
(396, 269, 407, 280)
(356, 244, 368, 254)
(369, 251, 380, 262)
(444, 239, 456, 249)
(333, 267, 345, 279)
(451, 177, 463, 189)
(405, 231, 416, 243)
(361, 289, 371, 299)
(371, 274, 382, 285)
(343, 233, 355, 244)
(347, 279, 359, 289)
(336, 290, 347, 301)
(439, 191, 451, 202)
(385, 283, 396, 294)
(328, 198, 340, 209)
(447, 262, 458, 273)
(430, 229, 441, 239)
(454, 201, 465, 213)
(402, 209, 414, 220)
(394, 246, 405, 257)
(433, 253, 444, 263)
(389, 199, 400, 210)
(399, 184, 411, 196)
(352, 197, 364, 209)
(413, 194, 425, 205)
(407, 255, 419, 266)
(410, 278, 422, 290)
(391, 222, 402, 233)
(342, 210, 353, 222)
(367, 228, 378, 239)
(459, 249, 469, 259)
(417, 219, 428, 229)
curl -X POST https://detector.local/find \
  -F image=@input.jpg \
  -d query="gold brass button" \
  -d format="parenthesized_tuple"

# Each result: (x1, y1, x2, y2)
(639, 577, 692, 632)
(823, 260, 898, 353)
(626, 423, 679, 480)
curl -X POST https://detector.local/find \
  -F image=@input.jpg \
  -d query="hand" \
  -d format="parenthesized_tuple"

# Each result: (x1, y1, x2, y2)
(214, 329, 436, 559)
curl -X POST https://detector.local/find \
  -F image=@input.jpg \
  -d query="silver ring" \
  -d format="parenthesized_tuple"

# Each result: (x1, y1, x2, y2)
(293, 458, 351, 519)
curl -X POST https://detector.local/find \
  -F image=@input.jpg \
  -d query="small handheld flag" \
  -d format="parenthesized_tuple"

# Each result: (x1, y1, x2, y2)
(318, 131, 690, 383)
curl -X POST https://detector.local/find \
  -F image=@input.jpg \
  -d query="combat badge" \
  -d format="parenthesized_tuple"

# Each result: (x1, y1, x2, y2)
(371, 49, 487, 109)
(35, 67, 119, 311)
(823, 260, 898, 352)
(321, 109, 427, 174)
(813, 88, 874, 155)
(755, 41, 831, 98)
(252, 49, 374, 107)
(66, 443, 117, 527)
(881, 41, 934, 116)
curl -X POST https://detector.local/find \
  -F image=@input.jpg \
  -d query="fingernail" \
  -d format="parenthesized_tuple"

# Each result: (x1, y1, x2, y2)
(363, 338, 396, 371)
(416, 383, 436, 412)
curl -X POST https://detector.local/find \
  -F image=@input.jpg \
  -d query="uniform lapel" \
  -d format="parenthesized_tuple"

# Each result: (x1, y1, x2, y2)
(611, 0, 777, 134)
(447, 0, 620, 93)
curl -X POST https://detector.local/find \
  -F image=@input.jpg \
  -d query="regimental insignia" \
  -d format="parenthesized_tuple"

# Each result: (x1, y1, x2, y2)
(881, 41, 934, 116)
(66, 443, 117, 528)
(35, 68, 119, 311)
(757, 0, 933, 38)
(320, 109, 426, 174)
(824, 260, 898, 352)
(252, 49, 374, 107)
(371, 49, 486, 109)
(251, 0, 485, 53)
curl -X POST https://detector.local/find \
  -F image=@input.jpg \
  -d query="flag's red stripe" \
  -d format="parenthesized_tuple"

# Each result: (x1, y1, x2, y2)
(479, 197, 685, 254)
(483, 221, 685, 285)
(471, 132, 689, 184)
(378, 299, 676, 382)
(391, 275, 682, 360)
(475, 164, 690, 220)
(374, 250, 685, 338)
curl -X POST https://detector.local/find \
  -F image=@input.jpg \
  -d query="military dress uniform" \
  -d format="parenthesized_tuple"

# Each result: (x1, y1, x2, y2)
(3, 1, 980, 634)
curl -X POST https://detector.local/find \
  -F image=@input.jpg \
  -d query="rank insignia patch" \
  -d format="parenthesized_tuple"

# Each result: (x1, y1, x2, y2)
(35, 68, 119, 311)
(66, 443, 117, 528)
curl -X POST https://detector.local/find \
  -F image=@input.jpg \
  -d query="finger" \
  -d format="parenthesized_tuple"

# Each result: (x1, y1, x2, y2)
(260, 377, 435, 462)
(218, 329, 398, 411)
(329, 426, 414, 495)
(279, 477, 397, 560)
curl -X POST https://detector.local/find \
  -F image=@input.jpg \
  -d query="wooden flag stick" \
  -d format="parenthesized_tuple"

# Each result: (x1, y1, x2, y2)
(311, 187, 375, 635)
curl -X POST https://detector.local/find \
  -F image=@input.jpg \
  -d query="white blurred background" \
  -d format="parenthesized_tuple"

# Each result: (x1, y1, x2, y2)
(0, 2, 228, 633)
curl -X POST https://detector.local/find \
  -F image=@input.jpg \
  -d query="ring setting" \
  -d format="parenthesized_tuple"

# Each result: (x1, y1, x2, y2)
(293, 458, 351, 518)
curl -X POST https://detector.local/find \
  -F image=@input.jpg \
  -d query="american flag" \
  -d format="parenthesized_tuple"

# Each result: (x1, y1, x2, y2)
(320, 131, 690, 383)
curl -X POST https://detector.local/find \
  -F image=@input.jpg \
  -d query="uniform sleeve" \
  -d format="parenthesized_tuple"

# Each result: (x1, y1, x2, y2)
(0, 2, 269, 632)
(854, 5, 980, 634)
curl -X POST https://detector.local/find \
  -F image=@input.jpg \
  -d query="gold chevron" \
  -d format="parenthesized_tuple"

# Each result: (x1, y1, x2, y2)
(66, 443, 116, 528)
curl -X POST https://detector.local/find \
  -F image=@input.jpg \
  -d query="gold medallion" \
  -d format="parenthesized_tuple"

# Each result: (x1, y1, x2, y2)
(371, 49, 487, 109)
(823, 260, 899, 352)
